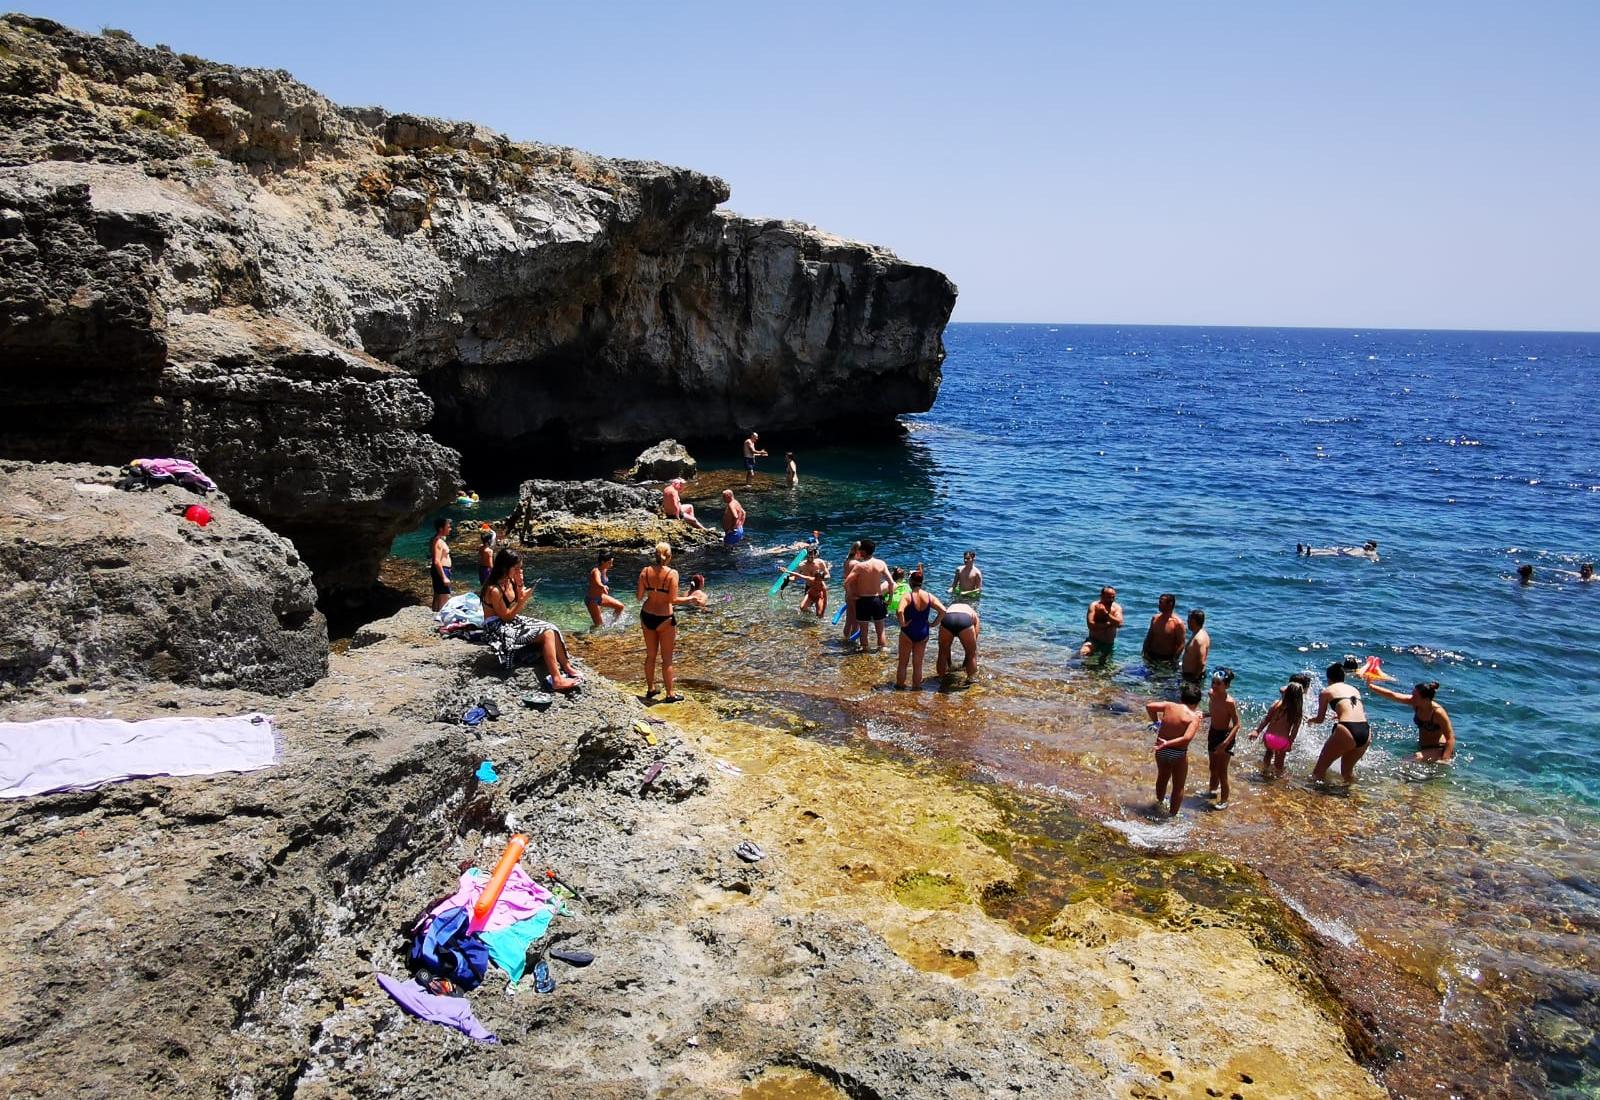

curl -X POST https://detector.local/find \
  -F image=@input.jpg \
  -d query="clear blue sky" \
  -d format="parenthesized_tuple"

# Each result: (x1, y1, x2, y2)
(23, 1, 1600, 330)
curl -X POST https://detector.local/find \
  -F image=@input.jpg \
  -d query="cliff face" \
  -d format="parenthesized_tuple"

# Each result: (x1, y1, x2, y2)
(0, 16, 956, 589)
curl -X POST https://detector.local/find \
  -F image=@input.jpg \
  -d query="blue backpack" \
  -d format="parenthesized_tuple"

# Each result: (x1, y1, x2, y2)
(409, 906, 490, 990)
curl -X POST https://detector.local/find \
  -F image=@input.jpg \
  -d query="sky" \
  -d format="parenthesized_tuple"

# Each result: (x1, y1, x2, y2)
(22, 1, 1600, 330)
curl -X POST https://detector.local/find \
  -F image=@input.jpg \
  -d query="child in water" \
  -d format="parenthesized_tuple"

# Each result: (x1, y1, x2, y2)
(586, 550, 627, 626)
(1204, 668, 1240, 809)
(1250, 678, 1306, 778)
(1146, 681, 1205, 817)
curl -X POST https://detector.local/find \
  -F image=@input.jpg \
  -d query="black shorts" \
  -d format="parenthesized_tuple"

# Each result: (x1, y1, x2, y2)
(854, 595, 887, 622)
(1207, 728, 1234, 755)
(941, 611, 975, 634)
(431, 565, 452, 595)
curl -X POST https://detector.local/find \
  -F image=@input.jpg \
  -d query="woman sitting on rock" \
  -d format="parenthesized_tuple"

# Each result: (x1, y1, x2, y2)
(480, 549, 582, 690)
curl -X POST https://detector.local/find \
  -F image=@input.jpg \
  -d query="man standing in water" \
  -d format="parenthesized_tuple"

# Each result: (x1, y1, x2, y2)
(1079, 586, 1125, 660)
(1141, 593, 1186, 664)
(429, 518, 453, 612)
(721, 489, 747, 546)
(742, 431, 768, 485)
(950, 550, 983, 599)
(852, 538, 894, 652)
(1181, 608, 1210, 683)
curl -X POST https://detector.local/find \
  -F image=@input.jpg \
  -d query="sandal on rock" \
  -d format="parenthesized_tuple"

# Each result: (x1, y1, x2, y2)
(644, 688, 661, 700)
(480, 700, 501, 720)
(662, 693, 684, 704)
(734, 840, 766, 863)
(462, 706, 487, 727)
(533, 959, 556, 994)
(549, 948, 594, 967)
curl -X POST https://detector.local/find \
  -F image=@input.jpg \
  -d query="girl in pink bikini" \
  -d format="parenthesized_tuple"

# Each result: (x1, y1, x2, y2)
(1250, 678, 1306, 779)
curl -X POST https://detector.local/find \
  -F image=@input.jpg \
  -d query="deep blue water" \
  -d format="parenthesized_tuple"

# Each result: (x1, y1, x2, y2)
(403, 323, 1600, 810)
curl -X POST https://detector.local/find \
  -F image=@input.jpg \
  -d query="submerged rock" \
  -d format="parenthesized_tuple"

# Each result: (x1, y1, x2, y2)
(628, 439, 697, 482)
(0, 460, 327, 695)
(0, 16, 955, 589)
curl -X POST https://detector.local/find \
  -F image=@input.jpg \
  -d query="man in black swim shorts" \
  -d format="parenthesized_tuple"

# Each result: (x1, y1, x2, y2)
(851, 538, 893, 652)
(429, 517, 453, 612)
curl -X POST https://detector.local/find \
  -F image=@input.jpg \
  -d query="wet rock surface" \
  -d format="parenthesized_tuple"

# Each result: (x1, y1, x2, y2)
(507, 477, 722, 551)
(0, 16, 954, 591)
(0, 460, 326, 696)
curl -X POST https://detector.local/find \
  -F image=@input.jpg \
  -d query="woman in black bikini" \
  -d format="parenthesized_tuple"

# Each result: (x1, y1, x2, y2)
(1310, 662, 1372, 784)
(637, 541, 688, 702)
(1369, 680, 1456, 762)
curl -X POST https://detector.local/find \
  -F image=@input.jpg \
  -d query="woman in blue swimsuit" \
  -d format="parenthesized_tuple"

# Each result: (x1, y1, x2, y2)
(894, 571, 946, 689)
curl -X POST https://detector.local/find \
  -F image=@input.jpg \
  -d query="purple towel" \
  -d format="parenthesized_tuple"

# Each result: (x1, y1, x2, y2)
(375, 974, 496, 1042)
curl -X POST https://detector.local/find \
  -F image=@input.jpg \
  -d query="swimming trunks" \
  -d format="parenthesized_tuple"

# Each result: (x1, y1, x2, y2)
(1263, 732, 1292, 753)
(478, 566, 492, 586)
(431, 565, 453, 594)
(724, 527, 744, 546)
(900, 600, 932, 642)
(640, 610, 675, 631)
(1156, 744, 1189, 764)
(941, 610, 975, 634)
(855, 595, 888, 622)
(1340, 720, 1371, 748)
(1084, 637, 1114, 657)
(1207, 726, 1234, 754)
(743, 457, 756, 473)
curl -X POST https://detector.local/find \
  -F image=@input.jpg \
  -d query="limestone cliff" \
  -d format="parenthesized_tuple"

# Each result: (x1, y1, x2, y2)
(0, 16, 957, 589)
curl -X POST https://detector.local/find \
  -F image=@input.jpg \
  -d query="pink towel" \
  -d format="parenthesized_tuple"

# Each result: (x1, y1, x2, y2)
(426, 865, 554, 933)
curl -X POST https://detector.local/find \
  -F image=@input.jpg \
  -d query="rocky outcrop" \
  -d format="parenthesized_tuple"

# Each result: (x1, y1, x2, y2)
(506, 477, 721, 550)
(0, 18, 953, 590)
(0, 461, 326, 695)
(627, 439, 697, 482)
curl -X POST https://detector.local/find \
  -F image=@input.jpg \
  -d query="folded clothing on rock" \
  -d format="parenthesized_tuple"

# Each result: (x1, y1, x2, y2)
(422, 864, 562, 983)
(0, 714, 279, 799)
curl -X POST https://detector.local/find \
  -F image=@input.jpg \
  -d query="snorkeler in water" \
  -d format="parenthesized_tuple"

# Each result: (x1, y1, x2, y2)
(1298, 540, 1380, 561)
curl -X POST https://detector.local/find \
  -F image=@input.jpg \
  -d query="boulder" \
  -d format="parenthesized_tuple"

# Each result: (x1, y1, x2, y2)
(0, 460, 327, 696)
(628, 439, 697, 482)
(506, 478, 721, 550)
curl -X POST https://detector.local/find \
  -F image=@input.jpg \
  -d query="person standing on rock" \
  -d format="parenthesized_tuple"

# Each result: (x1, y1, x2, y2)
(721, 489, 747, 546)
(429, 518, 453, 612)
(1147, 681, 1205, 817)
(852, 539, 894, 653)
(743, 432, 768, 485)
(662, 479, 705, 530)
(638, 542, 687, 703)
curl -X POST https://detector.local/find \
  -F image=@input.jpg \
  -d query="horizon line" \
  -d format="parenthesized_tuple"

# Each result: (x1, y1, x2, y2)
(947, 319, 1600, 337)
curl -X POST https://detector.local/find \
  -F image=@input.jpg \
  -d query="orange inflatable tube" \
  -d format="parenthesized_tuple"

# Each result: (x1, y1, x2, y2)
(1358, 656, 1398, 683)
(469, 834, 529, 932)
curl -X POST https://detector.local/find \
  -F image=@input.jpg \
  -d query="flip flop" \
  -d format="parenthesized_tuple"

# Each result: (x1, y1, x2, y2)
(640, 761, 664, 790)
(462, 706, 487, 727)
(533, 959, 555, 994)
(662, 693, 684, 704)
(521, 692, 554, 709)
(734, 840, 766, 863)
(632, 721, 659, 746)
(549, 948, 594, 968)
(480, 700, 501, 720)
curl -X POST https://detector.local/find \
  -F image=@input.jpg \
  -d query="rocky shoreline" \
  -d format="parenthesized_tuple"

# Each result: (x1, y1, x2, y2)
(0, 14, 956, 594)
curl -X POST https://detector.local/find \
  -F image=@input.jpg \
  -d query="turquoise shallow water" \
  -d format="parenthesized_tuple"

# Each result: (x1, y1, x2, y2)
(408, 323, 1600, 811)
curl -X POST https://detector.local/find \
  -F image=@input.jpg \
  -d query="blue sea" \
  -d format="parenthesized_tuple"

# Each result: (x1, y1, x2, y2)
(411, 323, 1600, 809)
(400, 323, 1600, 1095)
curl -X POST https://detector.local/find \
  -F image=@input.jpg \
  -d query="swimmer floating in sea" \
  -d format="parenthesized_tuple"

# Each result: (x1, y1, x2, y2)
(1297, 540, 1380, 561)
